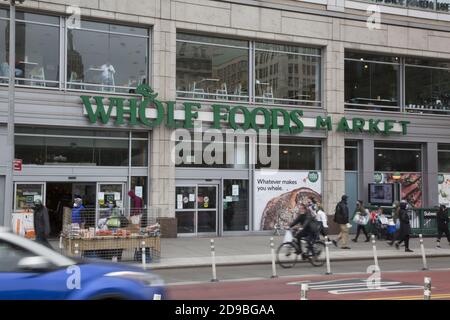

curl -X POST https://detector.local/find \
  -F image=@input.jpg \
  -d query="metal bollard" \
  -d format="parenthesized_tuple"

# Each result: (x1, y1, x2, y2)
(325, 236, 332, 275)
(419, 234, 428, 271)
(424, 277, 431, 300)
(142, 241, 147, 270)
(371, 235, 379, 272)
(270, 237, 278, 278)
(153, 294, 162, 300)
(211, 239, 219, 282)
(300, 283, 309, 300)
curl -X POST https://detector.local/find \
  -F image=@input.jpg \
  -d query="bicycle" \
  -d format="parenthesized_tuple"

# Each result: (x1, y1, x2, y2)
(276, 229, 326, 268)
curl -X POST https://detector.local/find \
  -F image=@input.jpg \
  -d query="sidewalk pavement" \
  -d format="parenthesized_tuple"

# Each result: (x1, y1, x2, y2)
(144, 235, 450, 270)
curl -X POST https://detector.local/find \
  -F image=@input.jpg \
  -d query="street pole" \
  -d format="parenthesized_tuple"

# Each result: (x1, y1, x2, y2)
(4, 0, 16, 227)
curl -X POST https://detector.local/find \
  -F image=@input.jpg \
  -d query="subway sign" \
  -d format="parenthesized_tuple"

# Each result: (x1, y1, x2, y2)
(81, 84, 409, 135)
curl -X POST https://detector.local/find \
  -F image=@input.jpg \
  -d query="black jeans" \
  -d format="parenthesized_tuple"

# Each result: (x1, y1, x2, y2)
(35, 236, 53, 249)
(437, 226, 450, 243)
(354, 225, 369, 240)
(295, 230, 315, 255)
(397, 234, 410, 249)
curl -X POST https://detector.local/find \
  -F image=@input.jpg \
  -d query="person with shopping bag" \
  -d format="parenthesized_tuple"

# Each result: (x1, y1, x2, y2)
(352, 200, 370, 243)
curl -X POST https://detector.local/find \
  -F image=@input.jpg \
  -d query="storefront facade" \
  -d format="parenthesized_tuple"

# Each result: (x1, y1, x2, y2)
(0, 0, 450, 237)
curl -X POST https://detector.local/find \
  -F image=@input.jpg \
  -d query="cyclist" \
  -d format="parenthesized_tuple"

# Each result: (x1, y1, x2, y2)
(289, 203, 321, 259)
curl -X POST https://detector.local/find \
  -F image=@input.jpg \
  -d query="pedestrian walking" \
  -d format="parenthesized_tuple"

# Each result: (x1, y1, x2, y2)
(315, 203, 329, 238)
(388, 201, 400, 246)
(394, 201, 413, 252)
(352, 200, 370, 243)
(33, 199, 52, 249)
(436, 204, 450, 248)
(332, 195, 351, 249)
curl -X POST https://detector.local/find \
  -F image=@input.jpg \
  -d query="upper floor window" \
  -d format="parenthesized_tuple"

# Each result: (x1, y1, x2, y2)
(255, 43, 321, 106)
(345, 52, 400, 112)
(176, 33, 322, 107)
(0, 11, 60, 87)
(176, 34, 250, 102)
(405, 58, 450, 114)
(67, 20, 149, 93)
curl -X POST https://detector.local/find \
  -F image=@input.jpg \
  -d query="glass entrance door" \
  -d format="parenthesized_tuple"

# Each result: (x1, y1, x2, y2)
(175, 184, 218, 236)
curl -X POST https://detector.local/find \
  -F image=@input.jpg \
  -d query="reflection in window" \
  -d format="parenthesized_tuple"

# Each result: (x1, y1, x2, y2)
(67, 21, 148, 93)
(2, 12, 60, 87)
(405, 61, 450, 114)
(345, 52, 399, 111)
(257, 138, 322, 170)
(176, 34, 249, 102)
(15, 130, 148, 167)
(438, 144, 450, 173)
(375, 143, 421, 172)
(255, 43, 321, 106)
(223, 180, 249, 231)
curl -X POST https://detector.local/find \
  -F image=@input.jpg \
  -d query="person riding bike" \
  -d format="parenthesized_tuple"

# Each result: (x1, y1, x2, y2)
(289, 203, 321, 259)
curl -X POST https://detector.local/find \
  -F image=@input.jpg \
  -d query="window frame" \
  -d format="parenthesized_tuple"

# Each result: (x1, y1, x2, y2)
(64, 18, 151, 94)
(176, 33, 323, 108)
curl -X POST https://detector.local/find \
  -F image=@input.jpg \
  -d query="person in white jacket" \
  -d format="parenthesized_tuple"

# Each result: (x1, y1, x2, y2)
(315, 203, 329, 238)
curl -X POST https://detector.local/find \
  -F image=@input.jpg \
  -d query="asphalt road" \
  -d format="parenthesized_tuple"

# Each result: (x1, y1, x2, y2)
(155, 257, 450, 285)
(159, 257, 450, 300)
(166, 268, 450, 300)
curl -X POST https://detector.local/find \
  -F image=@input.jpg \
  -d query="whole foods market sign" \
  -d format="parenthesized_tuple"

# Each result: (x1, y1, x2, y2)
(366, 0, 450, 12)
(81, 84, 409, 135)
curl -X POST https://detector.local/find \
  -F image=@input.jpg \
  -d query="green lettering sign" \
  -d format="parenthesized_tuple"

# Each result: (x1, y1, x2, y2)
(81, 84, 410, 136)
(337, 117, 351, 132)
(316, 116, 332, 131)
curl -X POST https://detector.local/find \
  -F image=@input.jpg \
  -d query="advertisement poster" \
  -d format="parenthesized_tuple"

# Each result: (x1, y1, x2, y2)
(438, 174, 450, 206)
(254, 170, 322, 231)
(375, 172, 422, 208)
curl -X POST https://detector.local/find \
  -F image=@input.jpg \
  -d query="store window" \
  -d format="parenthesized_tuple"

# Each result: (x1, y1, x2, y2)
(255, 43, 321, 106)
(130, 176, 148, 207)
(15, 183, 45, 211)
(405, 58, 450, 114)
(438, 144, 450, 173)
(256, 138, 322, 170)
(67, 20, 149, 93)
(223, 180, 249, 232)
(345, 140, 358, 171)
(13, 12, 60, 88)
(176, 34, 249, 102)
(0, 9, 9, 84)
(345, 52, 400, 112)
(15, 128, 148, 167)
(175, 137, 249, 169)
(375, 142, 422, 172)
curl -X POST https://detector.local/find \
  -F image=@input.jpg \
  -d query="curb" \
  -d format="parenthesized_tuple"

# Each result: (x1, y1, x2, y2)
(146, 252, 450, 270)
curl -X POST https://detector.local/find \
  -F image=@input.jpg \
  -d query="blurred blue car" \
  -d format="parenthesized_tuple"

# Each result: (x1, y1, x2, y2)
(0, 227, 166, 300)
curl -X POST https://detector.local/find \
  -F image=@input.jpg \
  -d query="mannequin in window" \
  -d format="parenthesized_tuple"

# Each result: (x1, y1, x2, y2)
(100, 61, 115, 90)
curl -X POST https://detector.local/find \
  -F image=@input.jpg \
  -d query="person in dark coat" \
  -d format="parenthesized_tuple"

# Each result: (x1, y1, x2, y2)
(332, 195, 351, 249)
(394, 201, 413, 252)
(289, 203, 321, 258)
(33, 199, 52, 249)
(436, 204, 450, 248)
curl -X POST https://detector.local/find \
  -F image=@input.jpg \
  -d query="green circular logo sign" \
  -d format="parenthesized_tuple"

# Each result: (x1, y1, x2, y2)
(308, 171, 319, 183)
(438, 174, 445, 184)
(374, 173, 383, 183)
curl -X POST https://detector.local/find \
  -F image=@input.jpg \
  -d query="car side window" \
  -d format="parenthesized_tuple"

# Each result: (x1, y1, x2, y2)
(0, 240, 35, 272)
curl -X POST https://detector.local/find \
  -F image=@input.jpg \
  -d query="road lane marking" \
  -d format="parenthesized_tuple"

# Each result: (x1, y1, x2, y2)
(366, 293, 450, 300)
